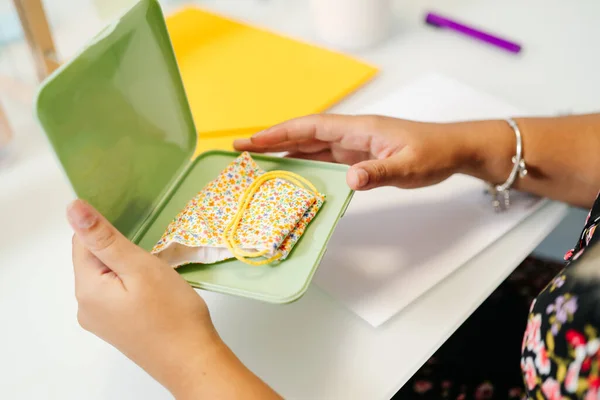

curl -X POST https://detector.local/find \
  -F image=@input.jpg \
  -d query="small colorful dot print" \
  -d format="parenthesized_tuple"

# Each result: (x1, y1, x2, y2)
(152, 152, 325, 267)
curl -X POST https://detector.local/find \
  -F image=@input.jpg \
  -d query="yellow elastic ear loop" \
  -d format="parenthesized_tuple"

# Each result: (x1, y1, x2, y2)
(223, 170, 318, 266)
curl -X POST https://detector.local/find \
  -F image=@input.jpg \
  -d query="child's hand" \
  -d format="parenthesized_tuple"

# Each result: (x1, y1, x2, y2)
(68, 199, 284, 398)
(68, 200, 216, 397)
(68, 200, 281, 399)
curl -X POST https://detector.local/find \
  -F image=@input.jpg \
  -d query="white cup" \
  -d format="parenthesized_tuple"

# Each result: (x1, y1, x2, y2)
(309, 0, 393, 50)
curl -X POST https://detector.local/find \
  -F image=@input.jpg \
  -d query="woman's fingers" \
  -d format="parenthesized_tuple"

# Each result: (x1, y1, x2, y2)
(249, 114, 380, 147)
(250, 115, 341, 145)
(234, 138, 329, 154)
(235, 114, 391, 159)
(285, 150, 336, 162)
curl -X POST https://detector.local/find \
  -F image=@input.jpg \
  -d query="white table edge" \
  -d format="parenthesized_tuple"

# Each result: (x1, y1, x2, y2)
(381, 200, 569, 399)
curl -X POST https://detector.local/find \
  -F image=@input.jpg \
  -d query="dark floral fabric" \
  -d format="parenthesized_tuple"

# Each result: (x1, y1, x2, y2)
(395, 193, 600, 400)
(521, 206, 600, 399)
(394, 257, 565, 400)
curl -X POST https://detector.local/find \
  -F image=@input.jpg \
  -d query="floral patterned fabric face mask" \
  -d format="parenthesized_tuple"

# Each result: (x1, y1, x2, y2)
(152, 152, 325, 267)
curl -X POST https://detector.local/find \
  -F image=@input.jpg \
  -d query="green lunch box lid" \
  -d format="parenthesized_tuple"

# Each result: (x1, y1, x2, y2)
(35, 0, 197, 239)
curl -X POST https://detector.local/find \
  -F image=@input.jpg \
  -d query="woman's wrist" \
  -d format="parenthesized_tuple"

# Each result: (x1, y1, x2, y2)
(444, 114, 600, 209)
(449, 119, 518, 185)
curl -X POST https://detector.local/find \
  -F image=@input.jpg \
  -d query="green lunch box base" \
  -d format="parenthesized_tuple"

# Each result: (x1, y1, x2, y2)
(34, 0, 353, 304)
(137, 151, 352, 303)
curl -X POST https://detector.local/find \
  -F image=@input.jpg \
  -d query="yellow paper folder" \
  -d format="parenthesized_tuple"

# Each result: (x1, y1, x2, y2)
(165, 7, 379, 156)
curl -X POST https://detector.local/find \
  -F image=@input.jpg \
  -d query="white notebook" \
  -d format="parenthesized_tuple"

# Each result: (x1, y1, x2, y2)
(313, 73, 544, 327)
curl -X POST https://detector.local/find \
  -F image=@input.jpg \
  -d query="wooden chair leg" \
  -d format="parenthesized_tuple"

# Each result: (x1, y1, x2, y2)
(12, 0, 59, 81)
(0, 74, 35, 106)
(0, 103, 13, 148)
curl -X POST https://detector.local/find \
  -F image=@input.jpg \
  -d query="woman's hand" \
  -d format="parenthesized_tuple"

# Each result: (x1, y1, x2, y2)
(68, 200, 280, 399)
(235, 113, 600, 208)
(234, 114, 485, 191)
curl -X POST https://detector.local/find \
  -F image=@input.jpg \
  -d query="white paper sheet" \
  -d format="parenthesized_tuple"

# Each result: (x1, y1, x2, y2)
(313, 73, 544, 327)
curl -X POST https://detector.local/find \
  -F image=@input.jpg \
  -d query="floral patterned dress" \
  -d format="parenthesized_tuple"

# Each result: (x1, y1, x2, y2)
(395, 195, 600, 400)
(522, 200, 600, 399)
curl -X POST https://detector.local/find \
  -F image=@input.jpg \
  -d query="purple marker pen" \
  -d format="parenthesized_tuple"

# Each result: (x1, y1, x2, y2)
(425, 12, 522, 54)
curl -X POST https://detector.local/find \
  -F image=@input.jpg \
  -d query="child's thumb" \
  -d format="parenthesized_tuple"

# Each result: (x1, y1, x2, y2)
(67, 199, 148, 276)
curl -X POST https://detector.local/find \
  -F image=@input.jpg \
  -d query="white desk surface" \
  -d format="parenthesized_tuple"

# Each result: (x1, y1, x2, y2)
(5, 0, 600, 398)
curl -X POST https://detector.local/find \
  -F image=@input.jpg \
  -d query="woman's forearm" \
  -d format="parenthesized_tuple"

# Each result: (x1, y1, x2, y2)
(453, 114, 600, 209)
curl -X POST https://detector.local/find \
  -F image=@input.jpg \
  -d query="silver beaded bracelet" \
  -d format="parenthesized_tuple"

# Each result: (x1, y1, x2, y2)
(486, 118, 528, 212)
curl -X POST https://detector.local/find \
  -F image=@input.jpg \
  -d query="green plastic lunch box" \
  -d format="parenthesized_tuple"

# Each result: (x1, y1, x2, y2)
(35, 0, 353, 303)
